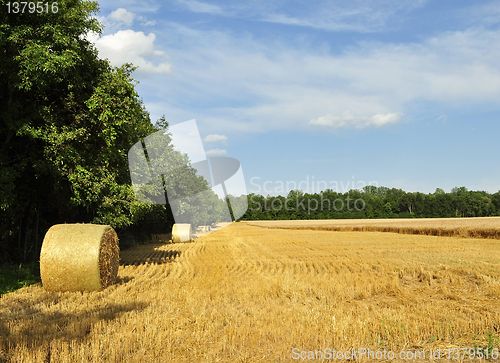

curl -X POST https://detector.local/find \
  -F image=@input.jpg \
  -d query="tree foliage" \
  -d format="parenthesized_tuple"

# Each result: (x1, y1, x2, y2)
(1, 0, 111, 262)
(0, 0, 209, 263)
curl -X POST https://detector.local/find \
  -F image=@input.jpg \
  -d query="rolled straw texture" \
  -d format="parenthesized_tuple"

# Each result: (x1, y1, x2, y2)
(172, 223, 191, 243)
(40, 224, 119, 292)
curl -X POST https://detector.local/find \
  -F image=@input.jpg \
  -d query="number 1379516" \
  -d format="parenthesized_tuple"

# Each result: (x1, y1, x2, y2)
(6, 2, 58, 14)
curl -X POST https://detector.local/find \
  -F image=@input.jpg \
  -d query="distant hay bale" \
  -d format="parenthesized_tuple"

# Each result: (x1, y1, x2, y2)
(172, 223, 191, 243)
(196, 226, 210, 233)
(40, 224, 120, 292)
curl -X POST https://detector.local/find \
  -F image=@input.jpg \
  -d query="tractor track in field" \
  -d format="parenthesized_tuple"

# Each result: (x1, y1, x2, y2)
(118, 234, 347, 283)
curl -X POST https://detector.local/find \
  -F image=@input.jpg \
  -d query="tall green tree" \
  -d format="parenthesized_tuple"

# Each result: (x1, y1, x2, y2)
(1, 0, 108, 262)
(0, 0, 160, 262)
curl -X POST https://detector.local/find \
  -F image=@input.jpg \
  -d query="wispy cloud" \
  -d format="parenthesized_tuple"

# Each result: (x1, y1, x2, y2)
(142, 23, 500, 132)
(169, 0, 428, 33)
(176, 0, 224, 15)
(92, 4, 500, 134)
(258, 0, 428, 33)
(97, 0, 161, 14)
(459, 1, 500, 27)
(309, 112, 402, 129)
(205, 148, 228, 156)
(203, 134, 228, 144)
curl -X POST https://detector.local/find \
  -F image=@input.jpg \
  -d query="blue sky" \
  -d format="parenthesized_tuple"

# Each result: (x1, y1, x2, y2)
(88, 0, 500, 196)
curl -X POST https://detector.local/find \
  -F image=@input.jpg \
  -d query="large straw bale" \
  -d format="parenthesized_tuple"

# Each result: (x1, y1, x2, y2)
(172, 223, 191, 243)
(40, 224, 119, 292)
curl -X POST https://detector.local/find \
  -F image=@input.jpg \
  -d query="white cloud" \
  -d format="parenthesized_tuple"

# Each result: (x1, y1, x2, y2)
(309, 112, 402, 129)
(203, 134, 228, 144)
(369, 113, 402, 127)
(90, 30, 171, 74)
(205, 148, 228, 156)
(309, 111, 353, 128)
(109, 8, 135, 26)
(96, 8, 156, 29)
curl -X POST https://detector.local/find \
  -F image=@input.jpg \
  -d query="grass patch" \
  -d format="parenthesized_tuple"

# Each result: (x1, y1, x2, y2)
(0, 262, 40, 295)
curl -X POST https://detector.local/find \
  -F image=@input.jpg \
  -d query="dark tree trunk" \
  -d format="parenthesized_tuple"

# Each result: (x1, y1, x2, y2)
(34, 209, 40, 260)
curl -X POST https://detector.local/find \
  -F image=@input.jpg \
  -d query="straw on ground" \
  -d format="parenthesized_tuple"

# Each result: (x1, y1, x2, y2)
(1, 220, 499, 362)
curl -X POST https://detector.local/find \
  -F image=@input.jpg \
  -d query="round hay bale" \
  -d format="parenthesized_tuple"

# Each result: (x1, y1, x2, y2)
(172, 223, 191, 243)
(40, 224, 119, 292)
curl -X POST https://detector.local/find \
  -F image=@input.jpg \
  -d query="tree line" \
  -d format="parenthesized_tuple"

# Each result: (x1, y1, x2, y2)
(237, 186, 500, 221)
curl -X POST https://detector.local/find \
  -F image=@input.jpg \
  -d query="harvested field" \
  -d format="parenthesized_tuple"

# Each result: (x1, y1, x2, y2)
(247, 216, 500, 240)
(1, 221, 500, 362)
